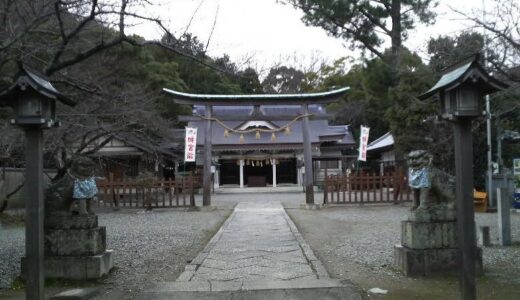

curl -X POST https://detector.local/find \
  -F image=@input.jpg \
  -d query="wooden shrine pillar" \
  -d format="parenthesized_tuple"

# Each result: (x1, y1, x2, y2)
(272, 161, 277, 188)
(301, 103, 314, 204)
(239, 159, 244, 188)
(203, 105, 213, 206)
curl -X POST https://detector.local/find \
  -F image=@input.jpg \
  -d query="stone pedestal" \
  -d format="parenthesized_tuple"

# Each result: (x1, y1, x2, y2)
(22, 214, 114, 280)
(22, 250, 113, 280)
(394, 206, 482, 276)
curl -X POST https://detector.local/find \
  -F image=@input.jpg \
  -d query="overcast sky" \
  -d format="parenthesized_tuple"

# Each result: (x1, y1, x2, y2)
(134, 0, 484, 72)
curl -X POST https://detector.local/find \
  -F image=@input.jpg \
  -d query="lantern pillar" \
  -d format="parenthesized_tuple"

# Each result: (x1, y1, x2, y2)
(453, 118, 477, 300)
(25, 126, 44, 300)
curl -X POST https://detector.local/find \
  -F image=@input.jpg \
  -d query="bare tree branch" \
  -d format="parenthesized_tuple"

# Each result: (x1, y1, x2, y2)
(204, 2, 219, 55)
(452, 7, 520, 51)
(182, 0, 206, 37)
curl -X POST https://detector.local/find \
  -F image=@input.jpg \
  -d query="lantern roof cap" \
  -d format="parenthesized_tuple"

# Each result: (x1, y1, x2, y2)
(418, 53, 509, 100)
(0, 65, 76, 107)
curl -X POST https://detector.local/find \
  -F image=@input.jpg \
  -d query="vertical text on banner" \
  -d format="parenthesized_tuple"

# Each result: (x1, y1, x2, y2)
(185, 127, 197, 162)
(358, 125, 370, 161)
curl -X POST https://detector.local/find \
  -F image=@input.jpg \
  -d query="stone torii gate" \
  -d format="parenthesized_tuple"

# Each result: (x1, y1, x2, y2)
(163, 87, 350, 206)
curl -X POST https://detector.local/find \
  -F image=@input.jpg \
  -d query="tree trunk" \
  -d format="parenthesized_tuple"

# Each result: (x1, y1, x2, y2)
(390, 0, 402, 85)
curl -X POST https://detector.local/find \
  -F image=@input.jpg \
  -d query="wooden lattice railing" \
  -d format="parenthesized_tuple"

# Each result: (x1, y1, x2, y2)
(323, 170, 412, 204)
(96, 174, 199, 208)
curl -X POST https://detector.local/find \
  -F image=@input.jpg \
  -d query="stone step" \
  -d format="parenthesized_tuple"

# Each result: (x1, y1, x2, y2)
(215, 186, 303, 194)
(138, 278, 362, 300)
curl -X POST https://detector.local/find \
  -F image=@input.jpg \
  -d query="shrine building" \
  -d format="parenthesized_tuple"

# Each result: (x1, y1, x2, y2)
(164, 88, 356, 192)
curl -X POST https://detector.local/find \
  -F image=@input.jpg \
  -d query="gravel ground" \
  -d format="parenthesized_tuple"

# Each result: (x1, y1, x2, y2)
(0, 225, 24, 290)
(3, 192, 519, 299)
(286, 204, 520, 299)
(0, 208, 231, 298)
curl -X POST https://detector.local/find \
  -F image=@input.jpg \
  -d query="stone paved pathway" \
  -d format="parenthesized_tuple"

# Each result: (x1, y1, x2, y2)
(176, 201, 328, 284)
(141, 201, 362, 299)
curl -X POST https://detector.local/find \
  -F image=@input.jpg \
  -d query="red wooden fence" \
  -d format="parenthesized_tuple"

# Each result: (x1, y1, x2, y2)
(95, 175, 199, 208)
(323, 171, 411, 204)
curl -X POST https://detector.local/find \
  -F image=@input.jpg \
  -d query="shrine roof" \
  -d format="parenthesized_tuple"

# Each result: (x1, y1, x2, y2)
(367, 132, 394, 152)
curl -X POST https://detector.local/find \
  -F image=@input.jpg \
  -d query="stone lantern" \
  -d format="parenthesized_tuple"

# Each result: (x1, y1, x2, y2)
(418, 54, 508, 300)
(419, 54, 507, 119)
(0, 66, 76, 300)
(1, 66, 76, 127)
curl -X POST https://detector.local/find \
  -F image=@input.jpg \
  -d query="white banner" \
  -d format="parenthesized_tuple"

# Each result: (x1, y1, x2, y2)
(358, 125, 370, 161)
(184, 127, 197, 162)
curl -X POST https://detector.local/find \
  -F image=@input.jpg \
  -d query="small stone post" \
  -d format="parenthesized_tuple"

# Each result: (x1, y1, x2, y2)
(477, 226, 490, 247)
(497, 188, 511, 246)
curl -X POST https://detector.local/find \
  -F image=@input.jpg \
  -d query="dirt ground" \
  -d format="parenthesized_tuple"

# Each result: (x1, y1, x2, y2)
(286, 204, 520, 300)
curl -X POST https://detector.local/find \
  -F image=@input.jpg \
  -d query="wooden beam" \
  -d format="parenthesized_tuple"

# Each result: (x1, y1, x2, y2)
(177, 114, 333, 122)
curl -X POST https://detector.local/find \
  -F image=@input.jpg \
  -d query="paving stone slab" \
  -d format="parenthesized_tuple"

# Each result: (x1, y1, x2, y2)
(50, 287, 100, 300)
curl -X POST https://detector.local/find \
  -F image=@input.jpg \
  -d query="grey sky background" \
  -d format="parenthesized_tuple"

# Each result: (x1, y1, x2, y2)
(132, 0, 483, 72)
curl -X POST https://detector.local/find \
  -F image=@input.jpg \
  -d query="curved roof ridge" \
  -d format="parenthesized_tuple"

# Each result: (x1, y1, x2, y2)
(163, 87, 350, 105)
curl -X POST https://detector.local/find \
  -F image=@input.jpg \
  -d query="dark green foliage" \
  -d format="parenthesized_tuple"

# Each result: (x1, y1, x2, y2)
(386, 52, 437, 153)
(285, 0, 437, 79)
(427, 32, 486, 72)
(262, 66, 307, 94)
(311, 28, 517, 180)
(236, 68, 263, 94)
(309, 50, 433, 145)
(158, 34, 243, 95)
(283, 0, 440, 155)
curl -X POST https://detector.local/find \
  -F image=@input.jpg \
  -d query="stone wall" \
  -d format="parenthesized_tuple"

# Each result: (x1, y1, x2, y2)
(0, 168, 55, 209)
